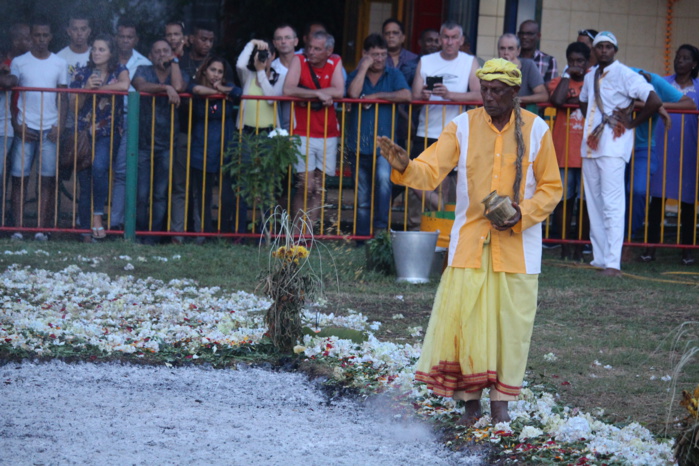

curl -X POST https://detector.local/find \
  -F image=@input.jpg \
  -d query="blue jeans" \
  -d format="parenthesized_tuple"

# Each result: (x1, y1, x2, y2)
(560, 167, 582, 201)
(78, 135, 120, 230)
(137, 148, 171, 233)
(10, 130, 57, 177)
(352, 152, 392, 236)
(0, 135, 12, 179)
(625, 146, 657, 236)
(109, 116, 128, 227)
(0, 135, 12, 222)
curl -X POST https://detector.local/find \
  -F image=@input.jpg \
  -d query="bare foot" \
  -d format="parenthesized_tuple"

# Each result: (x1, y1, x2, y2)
(456, 400, 482, 427)
(599, 268, 622, 277)
(490, 401, 511, 424)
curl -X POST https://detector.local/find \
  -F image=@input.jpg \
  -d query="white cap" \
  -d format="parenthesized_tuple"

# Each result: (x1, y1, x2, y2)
(592, 31, 618, 48)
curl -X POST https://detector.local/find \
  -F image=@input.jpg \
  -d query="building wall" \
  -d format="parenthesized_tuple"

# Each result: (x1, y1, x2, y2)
(476, 0, 699, 77)
(475, 0, 507, 60)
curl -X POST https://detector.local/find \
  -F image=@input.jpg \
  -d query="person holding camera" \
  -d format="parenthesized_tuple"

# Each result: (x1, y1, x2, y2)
(283, 31, 345, 226)
(236, 39, 283, 133)
(407, 20, 481, 229)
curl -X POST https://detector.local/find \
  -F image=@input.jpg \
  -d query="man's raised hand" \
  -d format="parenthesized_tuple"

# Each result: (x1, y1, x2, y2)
(377, 136, 409, 173)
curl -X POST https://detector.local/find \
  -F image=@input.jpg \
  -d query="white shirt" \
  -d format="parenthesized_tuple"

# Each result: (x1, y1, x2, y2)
(57, 46, 91, 83)
(11, 52, 68, 130)
(272, 56, 292, 130)
(124, 49, 151, 92)
(122, 49, 152, 114)
(417, 51, 475, 139)
(579, 60, 653, 161)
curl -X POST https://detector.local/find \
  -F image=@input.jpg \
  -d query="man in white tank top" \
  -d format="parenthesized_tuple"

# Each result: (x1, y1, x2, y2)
(406, 21, 481, 229)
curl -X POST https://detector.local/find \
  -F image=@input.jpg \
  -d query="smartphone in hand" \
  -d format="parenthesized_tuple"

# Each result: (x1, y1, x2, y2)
(425, 76, 443, 91)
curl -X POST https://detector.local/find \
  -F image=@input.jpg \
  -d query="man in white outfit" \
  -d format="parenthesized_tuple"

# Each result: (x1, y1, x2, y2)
(407, 20, 481, 229)
(579, 31, 661, 276)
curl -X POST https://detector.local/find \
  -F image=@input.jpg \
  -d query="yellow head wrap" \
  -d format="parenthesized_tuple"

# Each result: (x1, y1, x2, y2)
(475, 58, 522, 87)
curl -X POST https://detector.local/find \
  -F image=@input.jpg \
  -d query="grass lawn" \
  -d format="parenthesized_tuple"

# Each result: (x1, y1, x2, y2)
(0, 236, 697, 437)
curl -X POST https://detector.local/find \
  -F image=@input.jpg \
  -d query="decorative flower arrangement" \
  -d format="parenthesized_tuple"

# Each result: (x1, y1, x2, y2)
(676, 384, 699, 465)
(259, 210, 323, 353)
(272, 245, 310, 264)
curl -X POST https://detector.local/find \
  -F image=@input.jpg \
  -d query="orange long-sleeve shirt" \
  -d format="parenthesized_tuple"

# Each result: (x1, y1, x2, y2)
(392, 106, 562, 274)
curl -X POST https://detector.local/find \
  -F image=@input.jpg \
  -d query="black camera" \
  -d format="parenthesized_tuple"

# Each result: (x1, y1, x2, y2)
(247, 46, 270, 71)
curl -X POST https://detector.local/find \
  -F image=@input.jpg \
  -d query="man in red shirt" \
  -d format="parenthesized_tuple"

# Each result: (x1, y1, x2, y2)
(283, 31, 345, 224)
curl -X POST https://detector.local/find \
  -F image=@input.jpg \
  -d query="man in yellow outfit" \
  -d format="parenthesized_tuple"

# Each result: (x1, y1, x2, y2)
(378, 58, 562, 424)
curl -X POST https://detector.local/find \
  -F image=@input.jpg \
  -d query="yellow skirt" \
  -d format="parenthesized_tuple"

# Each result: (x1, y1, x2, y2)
(415, 242, 538, 399)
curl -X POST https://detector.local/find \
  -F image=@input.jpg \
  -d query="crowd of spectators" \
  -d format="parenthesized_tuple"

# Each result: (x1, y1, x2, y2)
(0, 12, 697, 266)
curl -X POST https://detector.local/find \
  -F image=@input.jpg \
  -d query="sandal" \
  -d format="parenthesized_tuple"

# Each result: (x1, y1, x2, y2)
(639, 248, 655, 263)
(91, 226, 106, 239)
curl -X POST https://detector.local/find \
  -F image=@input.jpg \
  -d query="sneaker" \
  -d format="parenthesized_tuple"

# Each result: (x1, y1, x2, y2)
(11, 232, 23, 241)
(34, 232, 50, 241)
(582, 244, 592, 255)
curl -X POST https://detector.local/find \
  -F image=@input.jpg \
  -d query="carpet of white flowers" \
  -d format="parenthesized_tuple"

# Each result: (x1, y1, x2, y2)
(0, 251, 676, 465)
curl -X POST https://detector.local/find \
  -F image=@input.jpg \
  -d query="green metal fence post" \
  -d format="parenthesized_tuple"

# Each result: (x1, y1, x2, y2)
(124, 91, 139, 241)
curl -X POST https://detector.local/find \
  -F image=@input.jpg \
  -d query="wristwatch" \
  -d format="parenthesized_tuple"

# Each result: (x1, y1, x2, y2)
(562, 72, 571, 79)
(172, 57, 179, 64)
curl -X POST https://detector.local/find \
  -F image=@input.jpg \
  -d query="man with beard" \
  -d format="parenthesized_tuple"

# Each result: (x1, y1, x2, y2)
(418, 28, 440, 56)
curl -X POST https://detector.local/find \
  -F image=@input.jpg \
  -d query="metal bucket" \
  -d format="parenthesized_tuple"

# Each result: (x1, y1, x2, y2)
(430, 247, 448, 279)
(391, 230, 440, 284)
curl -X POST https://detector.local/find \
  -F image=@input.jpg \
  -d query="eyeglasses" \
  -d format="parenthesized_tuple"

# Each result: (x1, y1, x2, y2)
(578, 30, 595, 40)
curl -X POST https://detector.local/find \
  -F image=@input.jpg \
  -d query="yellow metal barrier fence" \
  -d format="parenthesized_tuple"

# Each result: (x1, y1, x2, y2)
(0, 88, 697, 251)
